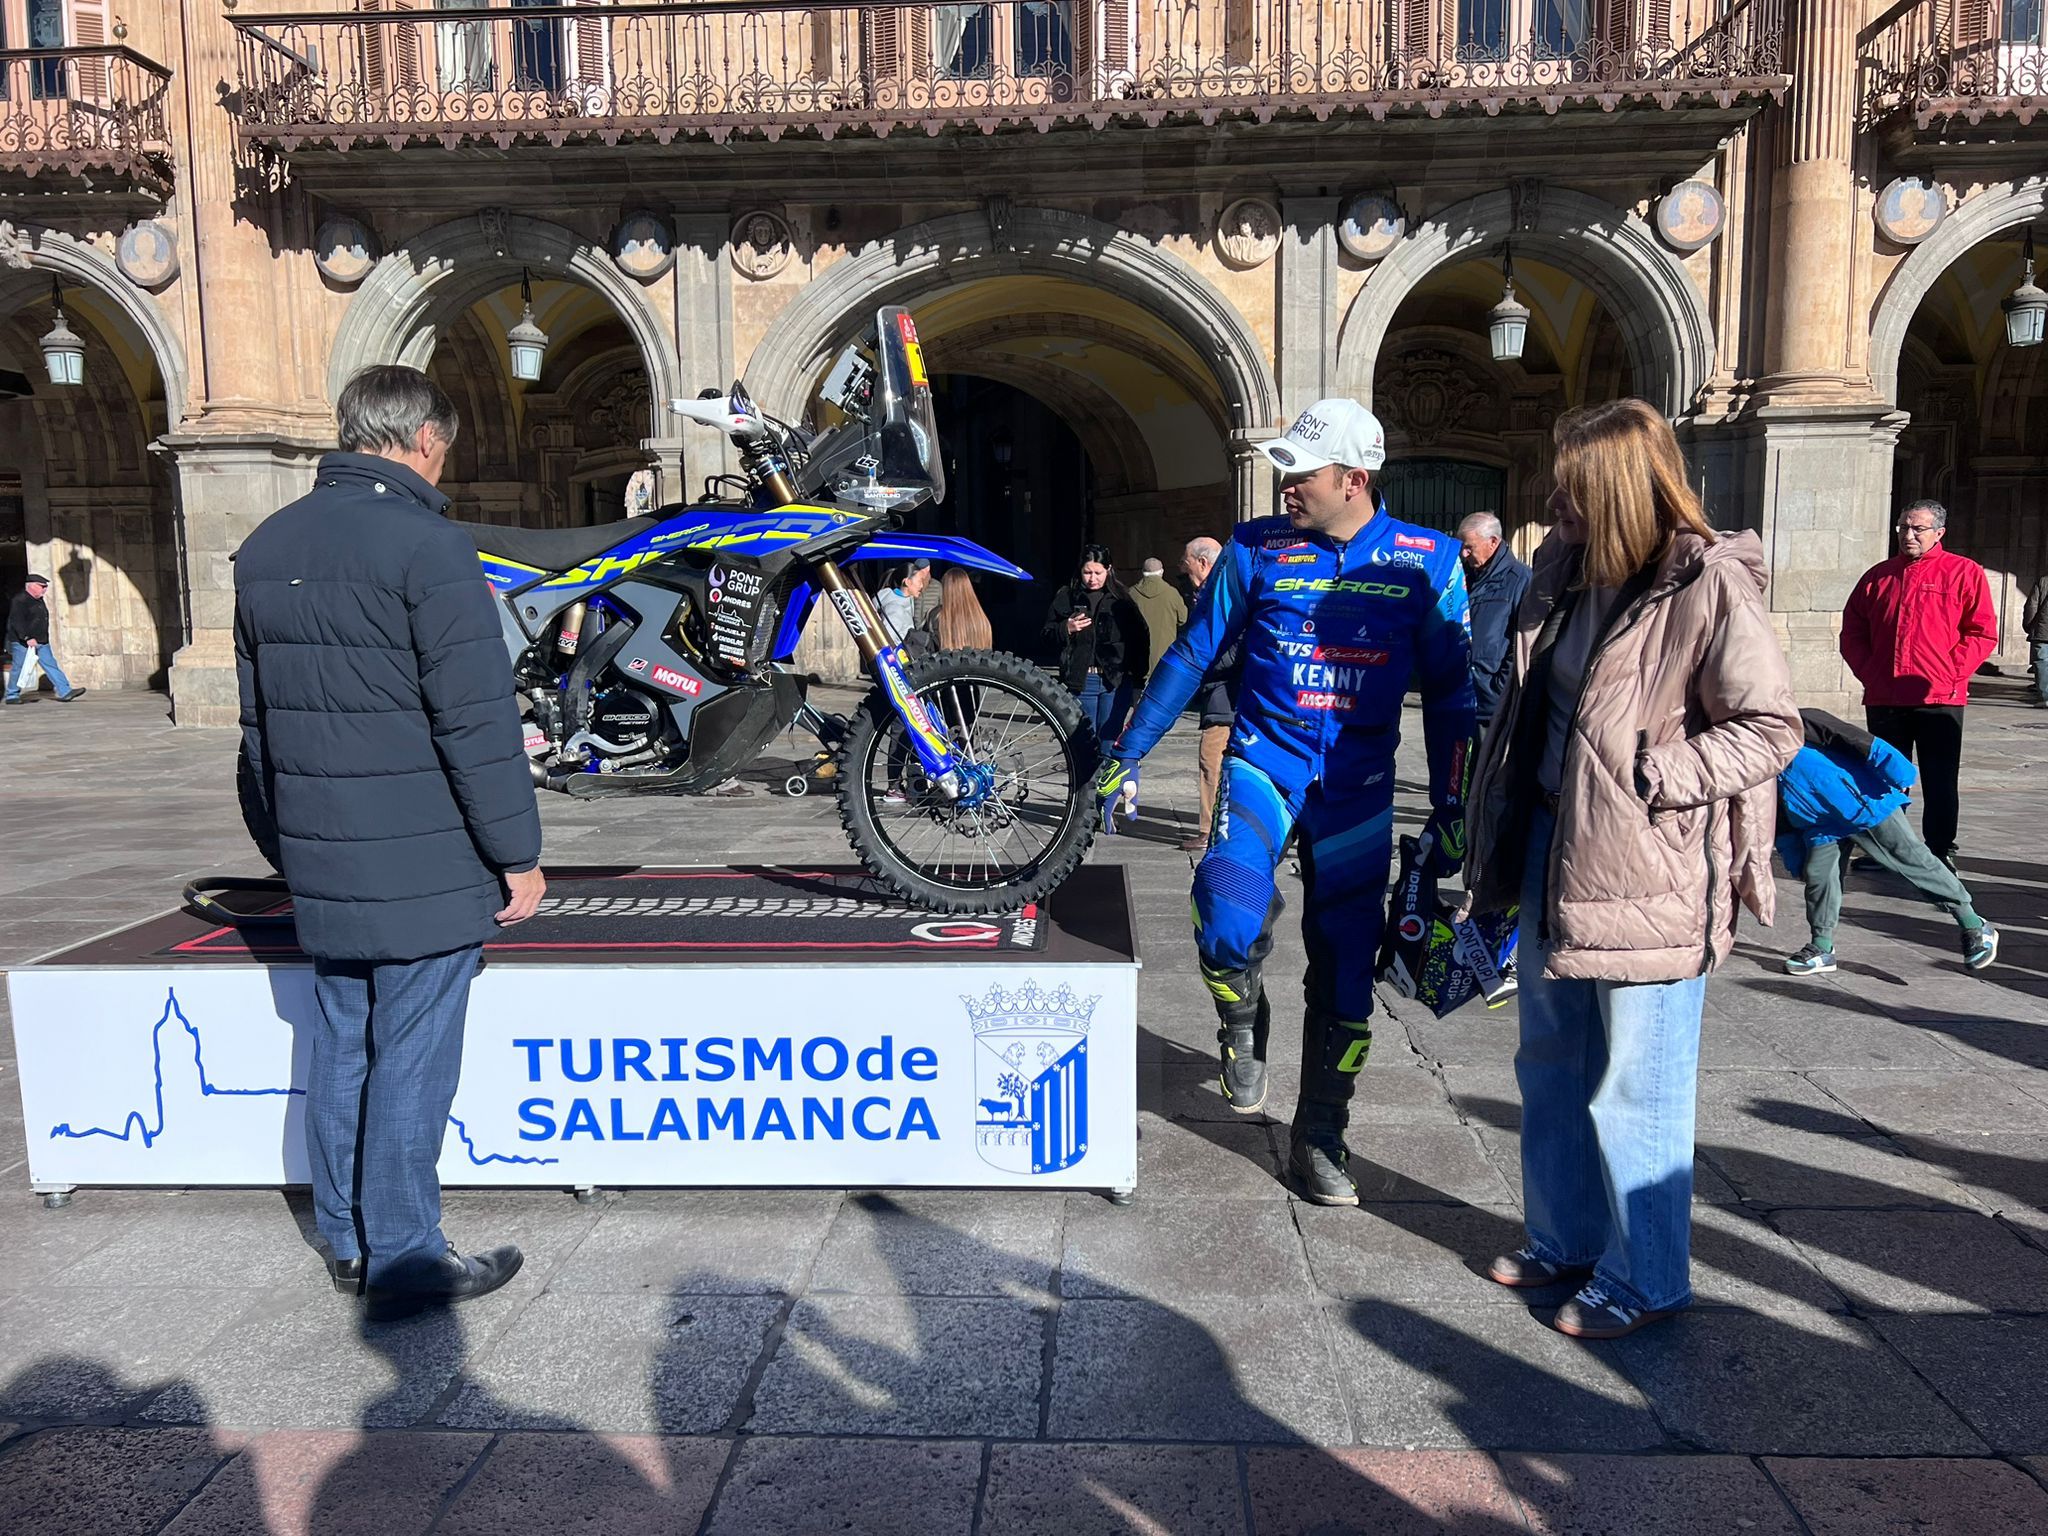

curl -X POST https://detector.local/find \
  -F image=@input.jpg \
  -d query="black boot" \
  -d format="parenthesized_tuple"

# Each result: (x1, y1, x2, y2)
(1288, 1007, 1371, 1206)
(1202, 963, 1271, 1113)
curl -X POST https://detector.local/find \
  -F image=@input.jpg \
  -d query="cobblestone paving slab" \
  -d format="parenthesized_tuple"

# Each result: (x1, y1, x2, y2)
(159, 1428, 487, 1535)
(437, 1432, 729, 1535)
(702, 1436, 981, 1536)
(1763, 1455, 2048, 1536)
(980, 1442, 1245, 1535)
(1245, 1447, 1526, 1535)
(0, 1426, 234, 1536)
(1500, 1452, 1803, 1535)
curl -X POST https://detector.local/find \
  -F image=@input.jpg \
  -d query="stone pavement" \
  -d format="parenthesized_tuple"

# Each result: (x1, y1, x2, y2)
(2, 683, 2048, 1534)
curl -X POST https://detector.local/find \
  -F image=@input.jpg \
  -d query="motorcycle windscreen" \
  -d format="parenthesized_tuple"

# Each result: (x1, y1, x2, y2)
(807, 306, 947, 513)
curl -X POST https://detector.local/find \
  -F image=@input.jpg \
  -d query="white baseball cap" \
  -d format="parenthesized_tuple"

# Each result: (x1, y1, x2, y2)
(1254, 399, 1387, 474)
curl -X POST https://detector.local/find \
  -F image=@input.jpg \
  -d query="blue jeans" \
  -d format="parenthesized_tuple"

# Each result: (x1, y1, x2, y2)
(2033, 642, 2048, 705)
(1076, 672, 1133, 745)
(5, 641, 73, 700)
(1514, 806, 1705, 1314)
(308, 945, 482, 1286)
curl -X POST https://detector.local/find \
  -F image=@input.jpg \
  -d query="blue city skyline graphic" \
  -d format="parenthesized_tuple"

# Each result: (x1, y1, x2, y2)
(48, 988, 556, 1167)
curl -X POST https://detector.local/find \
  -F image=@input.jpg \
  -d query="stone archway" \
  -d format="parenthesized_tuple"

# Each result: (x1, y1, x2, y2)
(1870, 177, 2048, 407)
(742, 207, 1279, 438)
(1334, 187, 1716, 420)
(0, 223, 190, 419)
(325, 212, 683, 436)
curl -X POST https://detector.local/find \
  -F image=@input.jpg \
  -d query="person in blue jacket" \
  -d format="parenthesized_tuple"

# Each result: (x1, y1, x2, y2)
(1094, 399, 1476, 1204)
(1778, 708, 1997, 974)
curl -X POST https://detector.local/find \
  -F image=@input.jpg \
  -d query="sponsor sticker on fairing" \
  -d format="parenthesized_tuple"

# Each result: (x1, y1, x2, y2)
(650, 665, 704, 697)
(522, 727, 549, 756)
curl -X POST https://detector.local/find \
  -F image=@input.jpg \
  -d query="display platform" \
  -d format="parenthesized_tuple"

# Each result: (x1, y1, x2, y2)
(6, 865, 1139, 1199)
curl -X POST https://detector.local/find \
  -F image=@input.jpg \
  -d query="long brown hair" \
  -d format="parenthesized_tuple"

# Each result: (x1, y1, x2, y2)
(933, 567, 993, 650)
(1552, 399, 1715, 587)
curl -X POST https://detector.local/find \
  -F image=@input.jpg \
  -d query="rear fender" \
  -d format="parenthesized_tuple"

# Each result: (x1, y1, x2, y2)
(840, 533, 1031, 582)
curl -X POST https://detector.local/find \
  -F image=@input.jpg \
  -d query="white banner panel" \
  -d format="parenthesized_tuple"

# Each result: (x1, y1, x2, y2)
(7, 960, 1137, 1194)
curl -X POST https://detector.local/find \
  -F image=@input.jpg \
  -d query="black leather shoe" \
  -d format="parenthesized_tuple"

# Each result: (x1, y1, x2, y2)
(366, 1244, 523, 1322)
(328, 1255, 364, 1296)
(56, 688, 87, 702)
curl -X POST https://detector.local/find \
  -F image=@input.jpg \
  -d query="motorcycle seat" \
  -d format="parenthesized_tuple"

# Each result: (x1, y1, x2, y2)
(449, 515, 663, 574)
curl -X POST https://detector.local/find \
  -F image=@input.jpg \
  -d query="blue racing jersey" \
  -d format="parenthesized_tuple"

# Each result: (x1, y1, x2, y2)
(1117, 510, 1477, 809)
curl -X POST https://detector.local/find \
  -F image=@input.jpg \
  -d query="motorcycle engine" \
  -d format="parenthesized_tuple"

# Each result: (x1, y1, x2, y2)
(586, 683, 664, 755)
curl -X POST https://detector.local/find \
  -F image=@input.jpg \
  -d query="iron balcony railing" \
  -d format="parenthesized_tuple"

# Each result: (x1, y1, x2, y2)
(1862, 0, 2048, 126)
(227, 0, 1787, 150)
(0, 46, 175, 188)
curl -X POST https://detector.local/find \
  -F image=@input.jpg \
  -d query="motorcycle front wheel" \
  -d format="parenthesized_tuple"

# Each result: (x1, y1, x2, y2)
(837, 648, 1100, 915)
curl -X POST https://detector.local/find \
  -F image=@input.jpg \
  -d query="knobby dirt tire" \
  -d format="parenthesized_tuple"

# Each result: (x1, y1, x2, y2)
(836, 648, 1100, 915)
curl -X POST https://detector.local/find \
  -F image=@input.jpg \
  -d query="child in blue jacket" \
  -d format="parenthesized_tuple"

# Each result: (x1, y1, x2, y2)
(1777, 709, 1996, 974)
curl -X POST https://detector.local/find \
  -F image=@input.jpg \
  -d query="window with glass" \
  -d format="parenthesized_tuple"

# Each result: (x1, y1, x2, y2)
(436, 0, 495, 92)
(932, 1, 1071, 81)
(511, 0, 563, 93)
(2006, 0, 2045, 46)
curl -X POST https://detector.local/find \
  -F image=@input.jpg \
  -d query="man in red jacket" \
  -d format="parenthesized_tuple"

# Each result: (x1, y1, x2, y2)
(1839, 499, 1999, 869)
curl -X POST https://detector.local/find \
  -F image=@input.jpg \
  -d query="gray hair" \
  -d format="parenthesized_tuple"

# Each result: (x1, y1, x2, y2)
(1900, 498, 1948, 530)
(1184, 536, 1222, 564)
(1458, 511, 1504, 543)
(1142, 558, 1165, 575)
(337, 365, 460, 456)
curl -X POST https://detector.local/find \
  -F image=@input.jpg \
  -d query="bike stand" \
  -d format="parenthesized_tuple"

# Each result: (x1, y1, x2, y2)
(34, 1183, 76, 1209)
(573, 1186, 605, 1205)
(1104, 1186, 1135, 1206)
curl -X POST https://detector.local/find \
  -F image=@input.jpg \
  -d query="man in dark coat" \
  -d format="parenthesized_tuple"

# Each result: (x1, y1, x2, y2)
(1458, 512, 1531, 732)
(4, 574, 86, 704)
(235, 364, 545, 1319)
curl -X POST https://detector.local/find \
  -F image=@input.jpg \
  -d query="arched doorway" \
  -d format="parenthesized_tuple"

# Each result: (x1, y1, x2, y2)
(328, 213, 680, 514)
(1368, 259, 1636, 546)
(0, 262, 181, 691)
(1888, 226, 2048, 660)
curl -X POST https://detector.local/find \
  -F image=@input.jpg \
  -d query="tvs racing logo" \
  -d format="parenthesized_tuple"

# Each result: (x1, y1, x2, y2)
(1313, 645, 1389, 666)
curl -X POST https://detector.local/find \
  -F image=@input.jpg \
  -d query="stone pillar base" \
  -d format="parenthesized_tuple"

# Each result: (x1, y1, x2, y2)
(168, 629, 243, 729)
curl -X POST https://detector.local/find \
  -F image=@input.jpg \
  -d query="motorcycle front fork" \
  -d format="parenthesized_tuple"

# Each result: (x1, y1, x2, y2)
(812, 559, 962, 788)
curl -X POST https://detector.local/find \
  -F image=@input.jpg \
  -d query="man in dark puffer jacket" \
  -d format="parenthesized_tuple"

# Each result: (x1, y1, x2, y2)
(236, 365, 545, 1319)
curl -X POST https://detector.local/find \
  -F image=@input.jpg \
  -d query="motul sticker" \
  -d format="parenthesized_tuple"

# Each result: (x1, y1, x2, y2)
(522, 728, 549, 755)
(1296, 691, 1355, 711)
(1394, 532, 1436, 550)
(650, 665, 703, 697)
(1313, 645, 1389, 665)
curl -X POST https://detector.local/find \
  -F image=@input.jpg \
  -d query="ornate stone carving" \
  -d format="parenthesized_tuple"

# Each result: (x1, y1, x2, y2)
(611, 213, 675, 282)
(478, 207, 512, 253)
(1655, 181, 1725, 253)
(1336, 194, 1406, 263)
(1375, 350, 1500, 448)
(312, 216, 379, 286)
(116, 221, 179, 289)
(0, 220, 33, 269)
(587, 369, 652, 442)
(1119, 203, 1174, 244)
(731, 209, 794, 280)
(1215, 197, 1281, 270)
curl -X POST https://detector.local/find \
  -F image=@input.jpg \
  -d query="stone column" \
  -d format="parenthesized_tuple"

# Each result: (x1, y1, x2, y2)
(675, 212, 740, 487)
(161, 435, 327, 726)
(1277, 197, 1339, 420)
(1747, 0, 1896, 712)
(1230, 428, 1278, 522)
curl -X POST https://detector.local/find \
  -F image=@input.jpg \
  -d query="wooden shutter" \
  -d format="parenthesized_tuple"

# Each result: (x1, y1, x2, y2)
(865, 7, 903, 84)
(69, 0, 109, 100)
(1076, 0, 1135, 95)
(569, 0, 611, 106)
(1402, 0, 1443, 58)
(1957, 0, 1992, 45)
(360, 0, 422, 101)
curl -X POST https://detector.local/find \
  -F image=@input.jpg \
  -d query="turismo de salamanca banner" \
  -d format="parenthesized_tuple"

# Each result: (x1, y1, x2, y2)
(8, 966, 1138, 1190)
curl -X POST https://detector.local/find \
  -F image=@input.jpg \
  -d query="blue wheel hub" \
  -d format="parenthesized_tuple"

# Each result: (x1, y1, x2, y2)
(950, 760, 999, 809)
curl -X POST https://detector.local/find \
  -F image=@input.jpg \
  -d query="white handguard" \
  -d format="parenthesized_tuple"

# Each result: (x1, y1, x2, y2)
(669, 395, 772, 444)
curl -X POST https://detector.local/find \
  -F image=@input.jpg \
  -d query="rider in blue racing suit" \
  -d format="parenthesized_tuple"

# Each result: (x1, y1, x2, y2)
(1095, 399, 1477, 1204)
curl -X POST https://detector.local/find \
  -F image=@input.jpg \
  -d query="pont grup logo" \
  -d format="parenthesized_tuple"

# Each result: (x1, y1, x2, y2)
(966, 980, 1096, 1175)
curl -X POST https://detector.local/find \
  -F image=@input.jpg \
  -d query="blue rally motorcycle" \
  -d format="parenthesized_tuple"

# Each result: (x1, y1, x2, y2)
(453, 306, 1098, 915)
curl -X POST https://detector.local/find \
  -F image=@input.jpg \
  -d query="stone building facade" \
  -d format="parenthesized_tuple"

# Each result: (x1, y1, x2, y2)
(0, 0, 2041, 717)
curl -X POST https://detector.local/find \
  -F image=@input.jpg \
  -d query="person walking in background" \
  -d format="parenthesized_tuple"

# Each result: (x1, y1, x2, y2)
(4, 574, 86, 705)
(1128, 556, 1188, 684)
(2023, 568, 2048, 709)
(1778, 708, 1997, 976)
(1178, 535, 1240, 853)
(235, 364, 545, 1321)
(1463, 399, 1800, 1340)
(1045, 543, 1142, 743)
(1458, 512, 1531, 733)
(1840, 499, 1997, 870)
(876, 558, 931, 643)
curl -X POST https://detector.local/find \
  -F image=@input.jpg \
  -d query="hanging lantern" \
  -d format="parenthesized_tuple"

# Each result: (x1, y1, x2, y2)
(40, 280, 85, 387)
(1487, 243, 1531, 364)
(507, 268, 549, 383)
(2005, 230, 2046, 350)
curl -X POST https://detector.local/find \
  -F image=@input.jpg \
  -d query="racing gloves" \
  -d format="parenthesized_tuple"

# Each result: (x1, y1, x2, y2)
(1420, 806, 1467, 878)
(1093, 754, 1141, 835)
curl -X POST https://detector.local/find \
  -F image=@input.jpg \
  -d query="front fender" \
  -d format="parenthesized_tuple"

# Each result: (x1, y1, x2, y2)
(841, 533, 1031, 582)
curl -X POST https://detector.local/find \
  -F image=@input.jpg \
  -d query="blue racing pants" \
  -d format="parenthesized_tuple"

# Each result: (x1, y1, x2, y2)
(1191, 752, 1395, 1021)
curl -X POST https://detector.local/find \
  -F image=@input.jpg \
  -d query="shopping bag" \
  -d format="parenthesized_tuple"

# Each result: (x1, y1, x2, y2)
(1376, 832, 1519, 1017)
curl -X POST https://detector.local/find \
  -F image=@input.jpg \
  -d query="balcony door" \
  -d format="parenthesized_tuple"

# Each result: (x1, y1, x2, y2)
(1449, 0, 1594, 60)
(0, 0, 108, 102)
(928, 2, 1076, 81)
(2002, 0, 2045, 76)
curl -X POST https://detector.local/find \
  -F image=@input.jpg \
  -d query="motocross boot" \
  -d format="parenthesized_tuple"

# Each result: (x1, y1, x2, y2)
(1287, 1006, 1371, 1206)
(1201, 962, 1271, 1114)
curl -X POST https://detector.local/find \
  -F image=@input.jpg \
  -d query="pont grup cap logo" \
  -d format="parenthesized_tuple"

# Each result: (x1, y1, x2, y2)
(1254, 398, 1388, 474)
